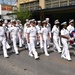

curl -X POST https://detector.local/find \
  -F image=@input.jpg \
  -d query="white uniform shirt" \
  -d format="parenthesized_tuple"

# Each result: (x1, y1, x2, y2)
(23, 26, 27, 38)
(3, 25, 9, 33)
(27, 26, 37, 37)
(61, 28, 69, 41)
(3, 25, 10, 38)
(24, 23, 26, 28)
(16, 24, 23, 32)
(47, 23, 51, 32)
(67, 25, 74, 33)
(0, 26, 5, 37)
(41, 26, 49, 38)
(36, 25, 42, 35)
(9, 26, 19, 37)
(8, 23, 12, 28)
(51, 25, 59, 37)
(25, 27, 30, 40)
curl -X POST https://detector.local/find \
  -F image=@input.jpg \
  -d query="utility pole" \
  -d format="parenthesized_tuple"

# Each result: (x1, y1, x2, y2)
(2, 0, 4, 4)
(10, 0, 12, 5)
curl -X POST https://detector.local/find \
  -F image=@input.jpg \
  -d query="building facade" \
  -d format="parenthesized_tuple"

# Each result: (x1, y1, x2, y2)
(17, 0, 75, 23)
(17, 0, 75, 10)
(0, 4, 16, 20)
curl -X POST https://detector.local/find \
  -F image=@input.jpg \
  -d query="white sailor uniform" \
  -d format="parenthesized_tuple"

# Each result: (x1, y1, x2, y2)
(52, 25, 61, 53)
(61, 28, 71, 60)
(3, 25, 10, 49)
(0, 26, 9, 57)
(41, 26, 50, 56)
(36, 25, 43, 49)
(27, 26, 39, 59)
(67, 25, 74, 33)
(9, 26, 19, 54)
(16, 24, 23, 47)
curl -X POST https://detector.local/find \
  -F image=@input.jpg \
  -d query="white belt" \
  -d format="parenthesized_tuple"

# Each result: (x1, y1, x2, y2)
(43, 35, 48, 36)
(0, 35, 4, 37)
(30, 36, 36, 37)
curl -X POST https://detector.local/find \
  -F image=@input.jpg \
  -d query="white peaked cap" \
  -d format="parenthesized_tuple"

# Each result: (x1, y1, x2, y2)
(30, 19, 36, 23)
(38, 21, 41, 23)
(54, 19, 60, 24)
(26, 22, 30, 25)
(12, 20, 16, 22)
(35, 21, 36, 23)
(31, 19, 35, 21)
(0, 19, 3, 22)
(10, 19, 13, 22)
(42, 20, 47, 23)
(29, 20, 32, 23)
(20, 21, 21, 22)
(0, 19, 2, 21)
(11, 19, 16, 22)
(16, 20, 20, 22)
(61, 22, 67, 25)
(4, 20, 8, 23)
(69, 19, 74, 23)
(46, 18, 49, 20)
(26, 19, 29, 22)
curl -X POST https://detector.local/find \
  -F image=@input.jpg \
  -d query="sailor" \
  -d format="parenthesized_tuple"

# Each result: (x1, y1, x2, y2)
(36, 21, 43, 49)
(67, 19, 75, 48)
(3, 20, 11, 50)
(67, 19, 74, 33)
(24, 19, 29, 28)
(16, 20, 23, 48)
(51, 20, 62, 53)
(23, 25, 28, 49)
(41, 20, 50, 56)
(25, 22, 32, 56)
(26, 20, 39, 59)
(61, 22, 71, 61)
(46, 18, 51, 48)
(8, 20, 13, 28)
(31, 19, 37, 48)
(0, 19, 9, 58)
(9, 20, 19, 55)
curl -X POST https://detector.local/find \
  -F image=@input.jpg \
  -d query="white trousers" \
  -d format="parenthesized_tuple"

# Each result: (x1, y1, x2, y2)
(18, 33, 22, 47)
(43, 36, 49, 55)
(6, 41, 10, 49)
(30, 37, 38, 58)
(0, 37, 8, 57)
(39, 35, 43, 49)
(53, 36, 61, 52)
(12, 35, 19, 54)
(58, 37, 62, 46)
(47, 32, 51, 46)
(61, 40, 71, 60)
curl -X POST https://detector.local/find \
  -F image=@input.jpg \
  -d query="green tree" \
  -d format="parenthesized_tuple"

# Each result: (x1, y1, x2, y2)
(15, 8, 32, 25)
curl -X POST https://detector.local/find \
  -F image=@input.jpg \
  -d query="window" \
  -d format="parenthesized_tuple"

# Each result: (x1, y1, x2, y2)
(52, 2, 59, 8)
(69, 0, 75, 5)
(20, 4, 24, 8)
(45, 3, 51, 8)
(60, 1, 67, 6)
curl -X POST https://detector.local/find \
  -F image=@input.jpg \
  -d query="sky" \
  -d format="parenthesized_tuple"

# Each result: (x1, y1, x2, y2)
(0, 0, 17, 5)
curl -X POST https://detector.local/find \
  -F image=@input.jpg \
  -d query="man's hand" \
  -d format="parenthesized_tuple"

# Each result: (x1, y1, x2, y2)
(28, 39, 30, 43)
(42, 39, 44, 42)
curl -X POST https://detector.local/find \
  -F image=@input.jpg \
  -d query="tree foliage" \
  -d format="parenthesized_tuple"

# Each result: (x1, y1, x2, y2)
(15, 8, 32, 25)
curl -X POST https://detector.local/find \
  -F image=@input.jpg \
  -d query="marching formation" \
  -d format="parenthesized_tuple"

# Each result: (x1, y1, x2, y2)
(0, 18, 75, 61)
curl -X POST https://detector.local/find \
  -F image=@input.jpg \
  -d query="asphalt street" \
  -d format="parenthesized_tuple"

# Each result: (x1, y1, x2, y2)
(0, 44, 75, 75)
